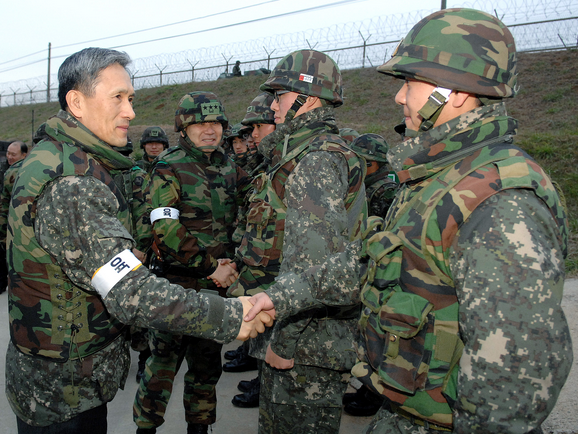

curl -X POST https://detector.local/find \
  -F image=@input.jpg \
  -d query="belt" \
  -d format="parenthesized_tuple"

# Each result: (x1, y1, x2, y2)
(392, 405, 453, 432)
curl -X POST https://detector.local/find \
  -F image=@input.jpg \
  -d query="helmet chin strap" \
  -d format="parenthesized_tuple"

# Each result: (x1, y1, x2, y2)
(416, 86, 452, 133)
(283, 94, 309, 124)
(394, 87, 452, 138)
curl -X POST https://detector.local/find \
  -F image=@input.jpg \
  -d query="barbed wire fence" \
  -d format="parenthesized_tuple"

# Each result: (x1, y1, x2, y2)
(1, 0, 576, 108)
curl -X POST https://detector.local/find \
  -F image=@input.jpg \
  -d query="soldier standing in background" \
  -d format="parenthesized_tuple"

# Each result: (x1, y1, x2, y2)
(232, 60, 242, 77)
(224, 91, 278, 409)
(246, 8, 573, 434)
(137, 126, 170, 172)
(5, 47, 271, 434)
(133, 91, 250, 434)
(349, 133, 398, 219)
(0, 140, 28, 294)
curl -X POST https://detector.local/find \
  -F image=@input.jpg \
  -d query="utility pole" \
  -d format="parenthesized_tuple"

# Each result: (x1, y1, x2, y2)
(47, 43, 51, 103)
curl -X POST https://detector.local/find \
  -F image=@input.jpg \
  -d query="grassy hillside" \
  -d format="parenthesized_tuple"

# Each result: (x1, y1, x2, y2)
(1, 49, 577, 274)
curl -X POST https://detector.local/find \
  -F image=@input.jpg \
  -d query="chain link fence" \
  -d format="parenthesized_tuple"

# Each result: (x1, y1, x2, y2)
(1, 0, 576, 107)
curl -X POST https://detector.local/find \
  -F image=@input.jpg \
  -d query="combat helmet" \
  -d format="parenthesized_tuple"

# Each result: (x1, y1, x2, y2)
(339, 127, 360, 144)
(350, 134, 389, 163)
(174, 91, 229, 132)
(378, 8, 518, 133)
(140, 126, 169, 149)
(260, 49, 343, 107)
(226, 122, 253, 145)
(241, 92, 275, 126)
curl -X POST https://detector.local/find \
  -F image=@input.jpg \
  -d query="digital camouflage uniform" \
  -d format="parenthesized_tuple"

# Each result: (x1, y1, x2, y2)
(262, 9, 572, 434)
(133, 92, 250, 430)
(6, 109, 246, 427)
(230, 50, 368, 434)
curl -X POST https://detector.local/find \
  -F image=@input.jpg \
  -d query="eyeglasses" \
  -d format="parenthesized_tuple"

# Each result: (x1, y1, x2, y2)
(273, 90, 290, 103)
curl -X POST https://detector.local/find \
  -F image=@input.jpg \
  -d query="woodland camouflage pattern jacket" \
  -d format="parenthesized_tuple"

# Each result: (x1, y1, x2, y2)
(264, 103, 572, 433)
(147, 135, 249, 277)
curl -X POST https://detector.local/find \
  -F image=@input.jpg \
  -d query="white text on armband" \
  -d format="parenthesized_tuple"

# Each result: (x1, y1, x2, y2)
(150, 207, 180, 224)
(91, 249, 142, 298)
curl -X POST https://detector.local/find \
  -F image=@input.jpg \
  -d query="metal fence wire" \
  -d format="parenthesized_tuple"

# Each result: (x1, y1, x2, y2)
(1, 0, 576, 107)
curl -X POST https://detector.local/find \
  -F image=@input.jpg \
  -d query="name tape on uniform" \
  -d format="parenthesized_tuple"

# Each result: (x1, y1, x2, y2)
(150, 207, 180, 224)
(91, 249, 142, 298)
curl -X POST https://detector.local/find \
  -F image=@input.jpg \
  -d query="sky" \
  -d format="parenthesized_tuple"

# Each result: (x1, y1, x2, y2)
(0, 0, 445, 85)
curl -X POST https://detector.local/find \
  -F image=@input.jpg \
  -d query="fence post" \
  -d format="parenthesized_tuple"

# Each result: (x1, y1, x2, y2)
(359, 31, 372, 68)
(187, 60, 199, 82)
(27, 85, 36, 104)
(31, 109, 35, 141)
(10, 88, 19, 106)
(222, 54, 233, 74)
(305, 39, 319, 50)
(155, 64, 167, 87)
(47, 42, 51, 103)
(131, 70, 139, 88)
(264, 47, 275, 70)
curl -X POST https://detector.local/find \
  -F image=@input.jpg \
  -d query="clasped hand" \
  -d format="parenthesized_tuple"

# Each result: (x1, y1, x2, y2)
(236, 296, 275, 341)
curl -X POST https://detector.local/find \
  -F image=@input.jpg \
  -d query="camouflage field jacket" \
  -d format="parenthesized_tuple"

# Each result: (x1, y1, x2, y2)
(264, 103, 572, 433)
(6, 110, 243, 426)
(0, 158, 24, 246)
(147, 136, 249, 276)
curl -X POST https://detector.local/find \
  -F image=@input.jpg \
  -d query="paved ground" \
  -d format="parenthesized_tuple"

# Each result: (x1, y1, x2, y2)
(0, 280, 576, 434)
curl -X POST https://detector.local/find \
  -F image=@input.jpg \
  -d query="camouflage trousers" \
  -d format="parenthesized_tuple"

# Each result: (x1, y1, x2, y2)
(258, 362, 349, 434)
(132, 330, 223, 428)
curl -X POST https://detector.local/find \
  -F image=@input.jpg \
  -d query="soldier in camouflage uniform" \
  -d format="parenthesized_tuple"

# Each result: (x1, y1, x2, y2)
(350, 133, 399, 218)
(136, 126, 170, 172)
(5, 47, 271, 434)
(247, 8, 573, 434)
(0, 141, 28, 294)
(228, 49, 367, 434)
(224, 92, 278, 407)
(133, 91, 250, 434)
(226, 122, 254, 166)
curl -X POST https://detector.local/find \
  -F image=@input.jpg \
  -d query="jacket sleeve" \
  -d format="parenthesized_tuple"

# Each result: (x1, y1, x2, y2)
(449, 188, 572, 433)
(35, 175, 242, 343)
(265, 239, 362, 318)
(270, 150, 353, 359)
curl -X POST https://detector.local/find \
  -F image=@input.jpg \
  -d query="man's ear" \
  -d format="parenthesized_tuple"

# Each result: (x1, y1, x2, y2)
(66, 90, 84, 119)
(304, 96, 322, 110)
(450, 91, 474, 109)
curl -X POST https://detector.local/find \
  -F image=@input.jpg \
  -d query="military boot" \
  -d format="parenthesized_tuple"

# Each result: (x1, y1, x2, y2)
(187, 423, 209, 434)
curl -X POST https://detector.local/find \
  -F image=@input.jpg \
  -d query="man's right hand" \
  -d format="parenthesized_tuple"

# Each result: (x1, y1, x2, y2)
(236, 296, 274, 341)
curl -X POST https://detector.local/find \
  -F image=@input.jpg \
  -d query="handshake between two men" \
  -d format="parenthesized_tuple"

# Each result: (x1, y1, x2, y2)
(236, 293, 276, 341)
(209, 259, 277, 343)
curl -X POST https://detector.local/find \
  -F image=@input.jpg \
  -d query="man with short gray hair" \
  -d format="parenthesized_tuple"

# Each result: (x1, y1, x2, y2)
(6, 47, 272, 433)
